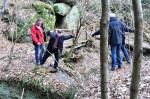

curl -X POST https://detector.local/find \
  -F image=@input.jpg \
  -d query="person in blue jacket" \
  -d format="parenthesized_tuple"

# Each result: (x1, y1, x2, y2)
(40, 30, 74, 72)
(92, 14, 134, 71)
(121, 30, 134, 64)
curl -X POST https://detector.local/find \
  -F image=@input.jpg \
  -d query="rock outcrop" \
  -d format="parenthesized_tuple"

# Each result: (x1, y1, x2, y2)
(61, 5, 80, 29)
(54, 3, 71, 16)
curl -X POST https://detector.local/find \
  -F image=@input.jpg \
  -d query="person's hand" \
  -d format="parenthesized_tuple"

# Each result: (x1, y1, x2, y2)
(91, 34, 94, 37)
(72, 34, 75, 37)
(37, 42, 41, 45)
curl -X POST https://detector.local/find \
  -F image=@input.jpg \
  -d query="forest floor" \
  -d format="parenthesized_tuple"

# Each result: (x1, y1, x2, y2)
(0, 34, 150, 99)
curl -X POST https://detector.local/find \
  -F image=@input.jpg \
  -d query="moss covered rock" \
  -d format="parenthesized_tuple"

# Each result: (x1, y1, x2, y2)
(8, 1, 56, 43)
(55, 0, 76, 6)
(61, 5, 80, 29)
(54, 3, 71, 16)
(0, 77, 77, 99)
(32, 1, 56, 30)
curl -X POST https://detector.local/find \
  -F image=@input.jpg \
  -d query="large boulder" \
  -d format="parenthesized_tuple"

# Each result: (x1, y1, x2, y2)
(61, 5, 80, 29)
(55, 0, 76, 6)
(19, 36, 32, 43)
(54, 3, 71, 16)
(40, 0, 76, 6)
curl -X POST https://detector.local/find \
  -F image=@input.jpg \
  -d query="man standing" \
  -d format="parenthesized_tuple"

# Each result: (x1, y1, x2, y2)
(31, 19, 46, 66)
(40, 30, 74, 72)
(92, 14, 134, 71)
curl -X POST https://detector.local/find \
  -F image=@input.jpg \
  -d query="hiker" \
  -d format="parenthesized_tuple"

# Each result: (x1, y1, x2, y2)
(31, 19, 46, 65)
(92, 13, 134, 71)
(40, 30, 75, 72)
(110, 9, 134, 64)
(121, 29, 134, 64)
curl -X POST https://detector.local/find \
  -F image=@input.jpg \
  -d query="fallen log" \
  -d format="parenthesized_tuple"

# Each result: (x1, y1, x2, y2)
(65, 40, 87, 49)
(125, 33, 150, 54)
(125, 33, 150, 49)
(144, 32, 150, 44)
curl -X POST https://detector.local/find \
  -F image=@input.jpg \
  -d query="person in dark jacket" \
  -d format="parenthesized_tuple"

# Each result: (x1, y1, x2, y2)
(40, 30, 74, 72)
(92, 14, 134, 71)
(31, 19, 46, 66)
(121, 29, 134, 64)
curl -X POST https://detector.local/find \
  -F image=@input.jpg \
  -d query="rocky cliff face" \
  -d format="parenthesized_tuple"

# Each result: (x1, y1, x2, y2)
(1, 0, 80, 43)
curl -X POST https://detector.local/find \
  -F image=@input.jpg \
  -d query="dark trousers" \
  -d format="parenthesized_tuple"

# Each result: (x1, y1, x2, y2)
(40, 50, 61, 69)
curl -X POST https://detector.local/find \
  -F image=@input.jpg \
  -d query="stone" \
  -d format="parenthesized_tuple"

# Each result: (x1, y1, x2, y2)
(140, 84, 146, 88)
(19, 36, 32, 43)
(55, 0, 76, 6)
(54, 3, 71, 16)
(121, 87, 128, 93)
(61, 5, 80, 29)
(126, 82, 130, 86)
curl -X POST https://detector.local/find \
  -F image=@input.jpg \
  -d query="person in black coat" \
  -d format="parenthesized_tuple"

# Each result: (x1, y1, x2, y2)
(40, 30, 74, 72)
(92, 14, 134, 71)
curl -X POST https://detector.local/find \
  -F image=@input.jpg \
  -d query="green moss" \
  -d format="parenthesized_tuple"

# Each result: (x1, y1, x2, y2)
(9, 18, 33, 42)
(33, 1, 54, 14)
(54, 6, 59, 13)
(62, 89, 77, 99)
(32, 66, 40, 74)
(9, 1, 56, 43)
(64, 53, 83, 63)
(61, 51, 69, 58)
(0, 77, 77, 99)
(22, 5, 32, 9)
(33, 1, 56, 30)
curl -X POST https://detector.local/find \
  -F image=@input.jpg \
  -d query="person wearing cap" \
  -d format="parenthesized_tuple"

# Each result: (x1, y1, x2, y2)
(92, 13, 134, 71)
(110, 9, 134, 64)
(40, 30, 75, 72)
(31, 19, 46, 66)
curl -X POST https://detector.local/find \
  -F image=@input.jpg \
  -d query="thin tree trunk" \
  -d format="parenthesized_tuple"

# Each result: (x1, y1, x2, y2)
(100, 0, 109, 98)
(130, 0, 143, 99)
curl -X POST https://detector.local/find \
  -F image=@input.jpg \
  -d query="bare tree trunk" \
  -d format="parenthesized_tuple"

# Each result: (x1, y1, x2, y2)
(130, 0, 143, 99)
(100, 0, 109, 98)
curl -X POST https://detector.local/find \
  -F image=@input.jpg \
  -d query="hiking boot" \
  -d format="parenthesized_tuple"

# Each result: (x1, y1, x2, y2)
(127, 61, 131, 64)
(50, 68, 58, 73)
(110, 68, 116, 71)
(118, 66, 122, 69)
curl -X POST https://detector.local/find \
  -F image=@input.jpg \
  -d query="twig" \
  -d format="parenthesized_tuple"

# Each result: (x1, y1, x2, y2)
(21, 88, 25, 99)
(2, 12, 35, 71)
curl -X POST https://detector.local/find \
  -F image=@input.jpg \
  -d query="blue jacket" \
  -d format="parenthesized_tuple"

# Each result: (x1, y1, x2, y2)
(92, 17, 134, 45)
(47, 33, 74, 52)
